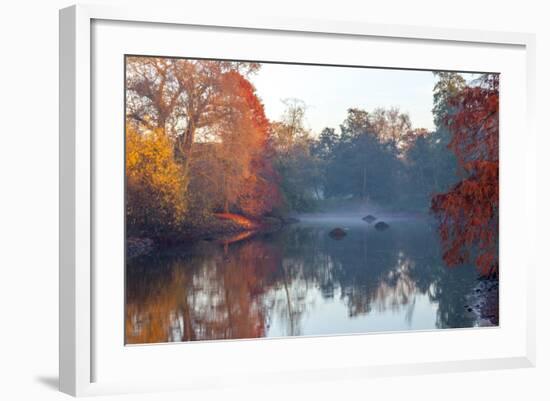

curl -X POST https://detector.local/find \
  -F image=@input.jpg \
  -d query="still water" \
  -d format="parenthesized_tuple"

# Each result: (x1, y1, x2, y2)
(126, 214, 484, 344)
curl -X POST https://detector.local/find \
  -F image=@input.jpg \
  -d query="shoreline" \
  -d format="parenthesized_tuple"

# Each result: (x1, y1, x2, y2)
(464, 277, 499, 326)
(127, 214, 292, 259)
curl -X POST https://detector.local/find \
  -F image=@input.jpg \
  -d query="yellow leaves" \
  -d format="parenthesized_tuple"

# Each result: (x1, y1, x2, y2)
(126, 126, 186, 231)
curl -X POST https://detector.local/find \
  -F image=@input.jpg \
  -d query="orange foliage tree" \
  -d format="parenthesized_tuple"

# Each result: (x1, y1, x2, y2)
(126, 57, 259, 187)
(431, 74, 499, 276)
(126, 57, 282, 235)
(224, 71, 282, 217)
(201, 70, 281, 217)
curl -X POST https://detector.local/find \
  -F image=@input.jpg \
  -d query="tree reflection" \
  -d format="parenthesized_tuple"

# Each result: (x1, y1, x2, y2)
(126, 220, 480, 344)
(126, 240, 278, 344)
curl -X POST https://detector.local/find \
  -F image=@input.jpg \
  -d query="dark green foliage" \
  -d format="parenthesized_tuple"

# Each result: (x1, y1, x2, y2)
(404, 128, 460, 209)
(322, 110, 403, 204)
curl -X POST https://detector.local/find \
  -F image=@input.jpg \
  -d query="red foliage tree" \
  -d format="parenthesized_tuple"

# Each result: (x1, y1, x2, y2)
(431, 74, 499, 276)
(220, 71, 282, 217)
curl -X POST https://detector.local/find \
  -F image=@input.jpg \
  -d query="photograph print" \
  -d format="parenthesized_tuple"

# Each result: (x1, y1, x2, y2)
(125, 56, 499, 344)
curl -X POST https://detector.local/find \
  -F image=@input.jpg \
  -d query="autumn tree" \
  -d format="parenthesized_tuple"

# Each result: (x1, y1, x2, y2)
(126, 125, 186, 236)
(211, 70, 281, 216)
(126, 57, 284, 236)
(126, 57, 259, 183)
(431, 74, 499, 276)
(179, 69, 282, 220)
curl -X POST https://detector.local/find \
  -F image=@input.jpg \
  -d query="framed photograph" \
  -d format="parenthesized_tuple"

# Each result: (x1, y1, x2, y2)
(59, 4, 536, 396)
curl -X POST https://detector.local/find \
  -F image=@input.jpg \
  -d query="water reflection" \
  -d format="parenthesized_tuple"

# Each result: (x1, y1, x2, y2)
(126, 216, 482, 344)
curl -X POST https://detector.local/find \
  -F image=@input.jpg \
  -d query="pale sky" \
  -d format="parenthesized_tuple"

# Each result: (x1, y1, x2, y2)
(250, 63, 481, 135)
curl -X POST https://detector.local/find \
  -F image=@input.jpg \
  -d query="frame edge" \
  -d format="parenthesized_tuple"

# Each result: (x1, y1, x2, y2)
(525, 33, 537, 368)
(59, 5, 77, 396)
(60, 4, 93, 396)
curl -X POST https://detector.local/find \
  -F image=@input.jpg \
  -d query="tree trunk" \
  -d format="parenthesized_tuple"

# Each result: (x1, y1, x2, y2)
(176, 120, 197, 189)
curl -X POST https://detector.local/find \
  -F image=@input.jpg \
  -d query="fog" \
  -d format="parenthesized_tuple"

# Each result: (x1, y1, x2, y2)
(294, 199, 429, 227)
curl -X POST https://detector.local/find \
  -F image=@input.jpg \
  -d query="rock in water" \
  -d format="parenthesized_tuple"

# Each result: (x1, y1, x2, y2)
(374, 221, 390, 231)
(329, 227, 347, 239)
(362, 215, 377, 223)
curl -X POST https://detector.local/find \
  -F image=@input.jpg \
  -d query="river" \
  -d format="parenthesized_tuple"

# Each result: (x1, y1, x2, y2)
(126, 212, 493, 344)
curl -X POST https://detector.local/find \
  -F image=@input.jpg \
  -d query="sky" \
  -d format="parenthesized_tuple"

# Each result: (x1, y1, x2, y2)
(250, 63, 479, 135)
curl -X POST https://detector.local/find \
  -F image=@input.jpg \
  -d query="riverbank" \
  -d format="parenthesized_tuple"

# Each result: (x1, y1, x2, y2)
(464, 277, 499, 326)
(127, 213, 290, 259)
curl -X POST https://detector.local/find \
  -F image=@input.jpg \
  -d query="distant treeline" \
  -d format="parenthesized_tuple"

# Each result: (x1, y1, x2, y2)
(125, 57, 498, 274)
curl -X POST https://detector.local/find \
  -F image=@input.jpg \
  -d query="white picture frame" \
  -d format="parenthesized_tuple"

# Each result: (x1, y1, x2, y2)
(59, 3, 536, 397)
